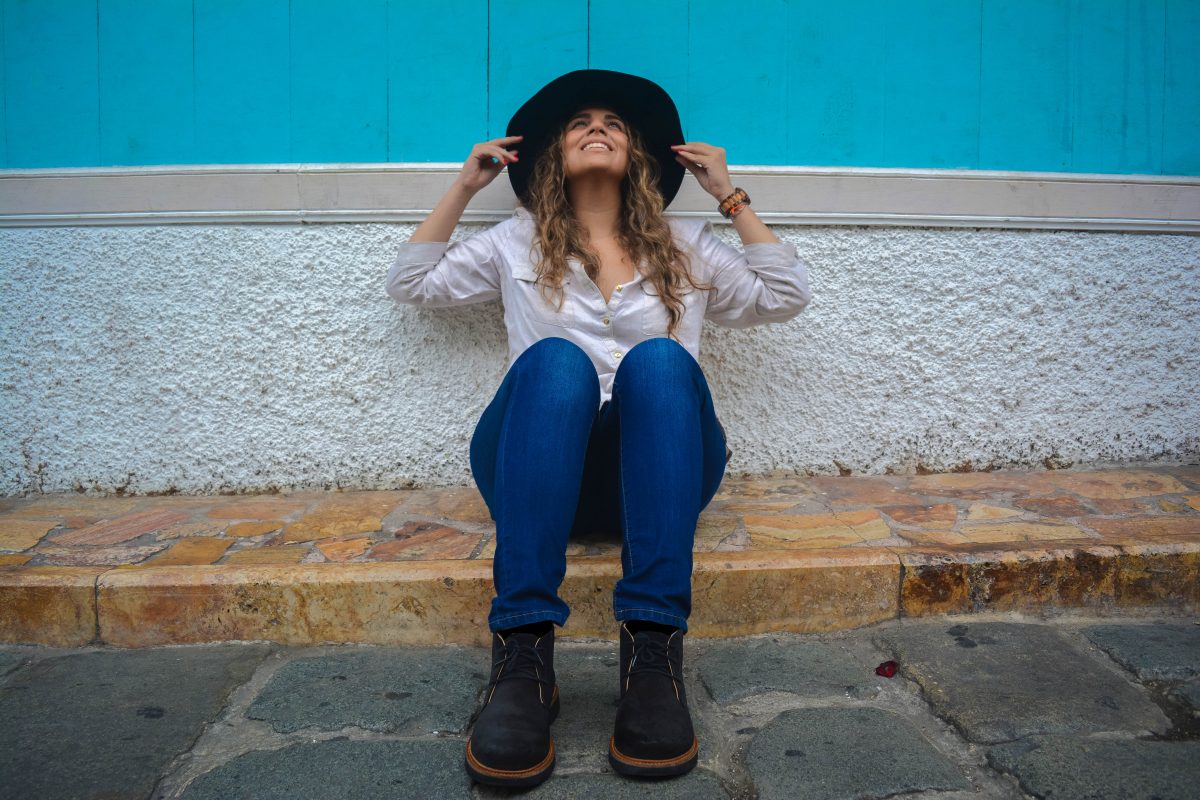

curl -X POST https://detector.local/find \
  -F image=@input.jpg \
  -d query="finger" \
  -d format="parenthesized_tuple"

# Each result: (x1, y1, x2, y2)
(672, 142, 711, 154)
(491, 134, 525, 144)
(674, 153, 704, 173)
(485, 146, 518, 165)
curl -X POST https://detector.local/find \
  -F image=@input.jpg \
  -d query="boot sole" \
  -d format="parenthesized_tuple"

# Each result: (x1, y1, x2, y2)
(465, 689, 559, 787)
(608, 735, 698, 778)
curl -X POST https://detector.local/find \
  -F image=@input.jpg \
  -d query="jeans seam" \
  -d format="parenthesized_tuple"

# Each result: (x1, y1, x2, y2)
(491, 609, 564, 627)
(614, 608, 688, 625)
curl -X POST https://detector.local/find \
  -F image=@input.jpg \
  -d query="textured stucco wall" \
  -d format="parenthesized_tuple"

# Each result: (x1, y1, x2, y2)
(1, 222, 1197, 496)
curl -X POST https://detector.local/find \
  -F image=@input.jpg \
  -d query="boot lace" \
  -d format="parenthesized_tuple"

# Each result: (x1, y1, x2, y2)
(492, 636, 551, 695)
(625, 635, 683, 696)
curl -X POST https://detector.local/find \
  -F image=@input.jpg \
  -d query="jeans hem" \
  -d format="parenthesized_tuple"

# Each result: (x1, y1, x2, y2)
(489, 609, 568, 632)
(614, 607, 689, 632)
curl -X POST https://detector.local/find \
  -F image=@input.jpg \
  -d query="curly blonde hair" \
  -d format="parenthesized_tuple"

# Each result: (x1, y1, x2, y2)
(521, 116, 712, 342)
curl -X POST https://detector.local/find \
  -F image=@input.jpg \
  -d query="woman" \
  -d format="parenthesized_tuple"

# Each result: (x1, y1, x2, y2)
(386, 69, 812, 787)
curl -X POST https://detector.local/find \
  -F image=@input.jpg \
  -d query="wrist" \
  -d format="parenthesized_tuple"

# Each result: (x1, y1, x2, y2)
(711, 184, 736, 201)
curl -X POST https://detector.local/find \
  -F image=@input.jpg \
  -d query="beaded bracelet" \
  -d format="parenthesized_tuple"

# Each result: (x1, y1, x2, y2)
(719, 187, 750, 219)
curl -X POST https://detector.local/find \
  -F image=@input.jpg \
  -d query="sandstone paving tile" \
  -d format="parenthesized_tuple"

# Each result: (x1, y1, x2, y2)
(986, 734, 1200, 800)
(875, 621, 1170, 743)
(1036, 469, 1192, 500)
(1081, 622, 1200, 681)
(392, 485, 492, 525)
(278, 491, 403, 542)
(51, 509, 192, 546)
(1091, 496, 1159, 514)
(0, 518, 58, 551)
(744, 510, 888, 549)
(692, 514, 741, 552)
(896, 529, 976, 547)
(907, 470, 1041, 499)
(1082, 514, 1200, 545)
(1112, 542, 1200, 608)
(34, 542, 168, 566)
(475, 535, 496, 559)
(155, 520, 227, 540)
(688, 549, 899, 637)
(964, 502, 1023, 521)
(0, 566, 105, 645)
(314, 536, 372, 561)
(810, 476, 929, 508)
(220, 545, 308, 564)
(898, 545, 1123, 617)
(745, 707, 969, 800)
(879, 503, 957, 529)
(178, 739, 471, 800)
(96, 562, 500, 647)
(1014, 495, 1095, 517)
(695, 636, 881, 704)
(226, 520, 285, 538)
(3, 495, 140, 518)
(205, 497, 310, 520)
(957, 520, 1091, 543)
(368, 522, 481, 561)
(0, 645, 268, 800)
(0, 554, 32, 566)
(1186, 493, 1200, 511)
(119, 537, 233, 568)
(247, 647, 481, 734)
(714, 473, 823, 502)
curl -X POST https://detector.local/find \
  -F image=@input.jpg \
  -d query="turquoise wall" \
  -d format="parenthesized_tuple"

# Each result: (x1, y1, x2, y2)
(2, 0, 1197, 174)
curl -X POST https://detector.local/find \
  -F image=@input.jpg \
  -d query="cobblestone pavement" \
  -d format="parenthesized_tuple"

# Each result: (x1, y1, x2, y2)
(2, 611, 1198, 799)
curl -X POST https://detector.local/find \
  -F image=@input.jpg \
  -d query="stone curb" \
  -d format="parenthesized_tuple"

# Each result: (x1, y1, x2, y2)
(2, 540, 1197, 647)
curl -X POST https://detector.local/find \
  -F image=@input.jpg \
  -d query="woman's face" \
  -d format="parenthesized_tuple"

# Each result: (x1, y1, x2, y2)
(560, 106, 630, 183)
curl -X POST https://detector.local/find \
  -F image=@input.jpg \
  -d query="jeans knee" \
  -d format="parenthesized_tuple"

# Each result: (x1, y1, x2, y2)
(615, 337, 695, 389)
(514, 336, 599, 409)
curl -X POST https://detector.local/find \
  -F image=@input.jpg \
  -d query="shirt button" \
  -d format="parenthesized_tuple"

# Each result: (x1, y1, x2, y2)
(615, 284, 623, 291)
(602, 317, 610, 325)
(614, 351, 622, 359)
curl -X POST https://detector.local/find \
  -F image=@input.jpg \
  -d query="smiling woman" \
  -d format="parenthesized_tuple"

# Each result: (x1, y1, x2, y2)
(386, 69, 812, 789)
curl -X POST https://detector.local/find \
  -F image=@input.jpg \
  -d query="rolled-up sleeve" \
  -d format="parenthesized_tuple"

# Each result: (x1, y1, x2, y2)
(385, 224, 503, 307)
(694, 220, 812, 329)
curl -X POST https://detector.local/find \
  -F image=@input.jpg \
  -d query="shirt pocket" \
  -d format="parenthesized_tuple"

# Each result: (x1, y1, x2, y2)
(512, 265, 577, 328)
(640, 280, 695, 336)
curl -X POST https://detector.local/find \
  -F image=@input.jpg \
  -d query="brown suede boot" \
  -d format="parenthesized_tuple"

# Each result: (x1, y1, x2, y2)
(608, 621, 698, 777)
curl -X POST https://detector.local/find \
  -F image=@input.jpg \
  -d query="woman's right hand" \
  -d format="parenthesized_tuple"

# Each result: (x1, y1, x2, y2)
(456, 135, 523, 194)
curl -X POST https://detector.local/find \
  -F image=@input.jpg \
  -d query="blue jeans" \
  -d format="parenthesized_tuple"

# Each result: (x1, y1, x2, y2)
(469, 336, 728, 633)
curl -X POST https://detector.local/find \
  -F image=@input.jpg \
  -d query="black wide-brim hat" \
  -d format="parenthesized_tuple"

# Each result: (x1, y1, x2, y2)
(505, 69, 686, 209)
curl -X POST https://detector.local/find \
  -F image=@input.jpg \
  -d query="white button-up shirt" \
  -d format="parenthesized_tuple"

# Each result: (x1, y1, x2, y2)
(386, 206, 812, 407)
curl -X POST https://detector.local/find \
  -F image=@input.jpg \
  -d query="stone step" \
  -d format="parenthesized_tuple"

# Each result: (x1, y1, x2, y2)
(1, 465, 1197, 647)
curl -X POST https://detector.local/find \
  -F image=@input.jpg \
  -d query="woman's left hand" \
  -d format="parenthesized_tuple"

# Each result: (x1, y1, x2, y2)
(671, 142, 735, 200)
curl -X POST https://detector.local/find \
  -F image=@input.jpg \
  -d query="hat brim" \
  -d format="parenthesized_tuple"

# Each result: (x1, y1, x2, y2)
(505, 70, 685, 209)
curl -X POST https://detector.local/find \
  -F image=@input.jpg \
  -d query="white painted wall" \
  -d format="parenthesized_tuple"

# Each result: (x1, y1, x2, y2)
(1, 222, 1197, 495)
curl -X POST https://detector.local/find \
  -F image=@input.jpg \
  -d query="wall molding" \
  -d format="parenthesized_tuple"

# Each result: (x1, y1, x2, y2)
(1, 163, 1197, 233)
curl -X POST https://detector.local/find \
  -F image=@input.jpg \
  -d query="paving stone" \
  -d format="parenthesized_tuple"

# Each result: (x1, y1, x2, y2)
(987, 734, 1200, 800)
(877, 621, 1169, 742)
(497, 768, 728, 798)
(0, 518, 57, 550)
(746, 707, 969, 800)
(180, 739, 470, 800)
(546, 645, 623, 773)
(0, 648, 29, 679)
(1167, 680, 1200, 713)
(695, 637, 878, 704)
(247, 647, 482, 734)
(50, 509, 192, 546)
(0, 645, 267, 800)
(1082, 622, 1200, 680)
